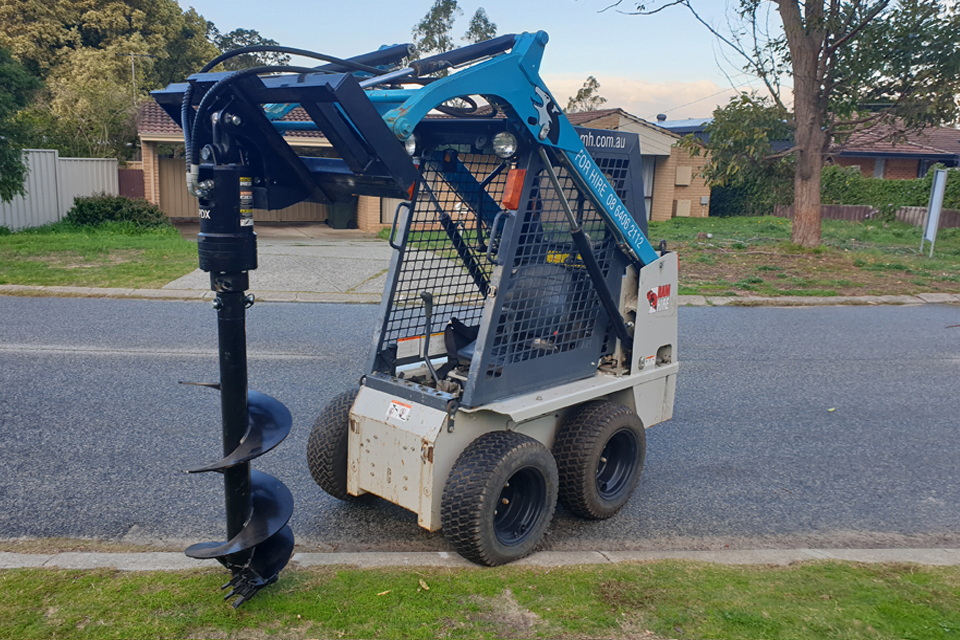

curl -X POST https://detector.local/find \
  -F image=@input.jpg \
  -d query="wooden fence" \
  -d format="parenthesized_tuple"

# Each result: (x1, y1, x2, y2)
(772, 204, 878, 222)
(772, 203, 960, 229)
(157, 157, 327, 221)
(894, 206, 960, 229)
(118, 169, 145, 199)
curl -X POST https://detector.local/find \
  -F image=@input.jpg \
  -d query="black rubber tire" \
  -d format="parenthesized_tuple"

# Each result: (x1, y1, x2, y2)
(441, 431, 558, 566)
(306, 388, 359, 501)
(553, 400, 646, 520)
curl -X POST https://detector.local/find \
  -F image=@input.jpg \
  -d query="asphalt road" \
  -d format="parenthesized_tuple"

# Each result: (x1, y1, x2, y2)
(1, 296, 958, 552)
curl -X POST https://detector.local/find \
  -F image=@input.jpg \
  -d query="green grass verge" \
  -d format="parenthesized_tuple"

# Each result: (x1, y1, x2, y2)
(647, 216, 960, 297)
(3, 561, 959, 639)
(0, 221, 198, 289)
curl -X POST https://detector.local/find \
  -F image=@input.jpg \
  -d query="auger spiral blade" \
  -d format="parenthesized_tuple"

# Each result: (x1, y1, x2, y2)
(186, 391, 293, 473)
(186, 470, 294, 559)
(220, 525, 295, 608)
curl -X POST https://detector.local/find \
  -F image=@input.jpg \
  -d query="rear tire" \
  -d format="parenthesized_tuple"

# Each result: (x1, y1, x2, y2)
(441, 431, 558, 566)
(306, 388, 359, 501)
(553, 400, 646, 520)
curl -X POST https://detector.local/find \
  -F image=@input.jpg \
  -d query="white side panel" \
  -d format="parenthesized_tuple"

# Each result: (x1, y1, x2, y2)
(58, 157, 119, 215)
(631, 252, 679, 426)
(0, 150, 60, 231)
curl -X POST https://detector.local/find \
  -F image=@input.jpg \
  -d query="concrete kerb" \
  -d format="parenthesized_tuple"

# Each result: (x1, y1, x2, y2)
(2, 285, 959, 307)
(3, 549, 960, 571)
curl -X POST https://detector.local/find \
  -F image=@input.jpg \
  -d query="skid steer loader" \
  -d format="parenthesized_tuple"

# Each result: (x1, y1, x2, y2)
(154, 30, 677, 605)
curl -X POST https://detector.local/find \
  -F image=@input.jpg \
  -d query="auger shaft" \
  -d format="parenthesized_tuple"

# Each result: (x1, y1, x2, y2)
(214, 280, 253, 556)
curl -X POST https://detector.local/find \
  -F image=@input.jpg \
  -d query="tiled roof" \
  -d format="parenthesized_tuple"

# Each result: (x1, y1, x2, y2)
(837, 124, 960, 157)
(139, 100, 184, 136)
(563, 108, 623, 125)
(140, 99, 688, 143)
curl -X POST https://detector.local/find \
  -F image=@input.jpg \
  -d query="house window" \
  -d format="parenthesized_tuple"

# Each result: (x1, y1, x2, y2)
(873, 158, 886, 178)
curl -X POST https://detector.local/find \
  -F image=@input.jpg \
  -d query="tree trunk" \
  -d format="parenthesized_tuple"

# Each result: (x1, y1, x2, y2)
(791, 82, 825, 248)
(779, 0, 826, 248)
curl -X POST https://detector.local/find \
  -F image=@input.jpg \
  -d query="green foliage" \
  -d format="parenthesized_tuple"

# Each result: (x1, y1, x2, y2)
(0, 0, 218, 160)
(0, 46, 41, 202)
(65, 194, 169, 228)
(462, 7, 497, 44)
(412, 0, 463, 58)
(208, 27, 291, 70)
(682, 93, 794, 211)
(820, 165, 960, 220)
(2, 562, 960, 640)
(0, 226, 11, 236)
(0, 0, 218, 86)
(565, 75, 607, 114)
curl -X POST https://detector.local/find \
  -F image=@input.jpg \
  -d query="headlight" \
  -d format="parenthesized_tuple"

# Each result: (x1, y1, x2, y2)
(493, 132, 518, 158)
(404, 134, 417, 156)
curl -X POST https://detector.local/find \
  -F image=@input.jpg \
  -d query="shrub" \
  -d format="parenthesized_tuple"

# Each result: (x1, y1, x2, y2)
(820, 164, 960, 221)
(0, 225, 11, 236)
(65, 193, 169, 228)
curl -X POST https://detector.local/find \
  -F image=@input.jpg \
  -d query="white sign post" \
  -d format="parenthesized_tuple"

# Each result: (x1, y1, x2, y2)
(920, 168, 948, 257)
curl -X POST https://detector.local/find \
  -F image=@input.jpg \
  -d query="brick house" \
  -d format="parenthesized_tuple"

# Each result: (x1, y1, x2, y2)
(138, 101, 712, 229)
(832, 125, 960, 179)
(565, 109, 712, 221)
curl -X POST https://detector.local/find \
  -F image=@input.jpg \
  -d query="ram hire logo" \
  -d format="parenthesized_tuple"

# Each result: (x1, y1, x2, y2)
(528, 86, 561, 144)
(647, 284, 671, 313)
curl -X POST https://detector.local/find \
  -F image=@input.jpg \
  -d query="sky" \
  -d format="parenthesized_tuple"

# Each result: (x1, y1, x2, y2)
(178, 0, 770, 122)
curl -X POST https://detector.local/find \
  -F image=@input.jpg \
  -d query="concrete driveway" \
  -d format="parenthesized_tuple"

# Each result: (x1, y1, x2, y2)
(166, 221, 393, 303)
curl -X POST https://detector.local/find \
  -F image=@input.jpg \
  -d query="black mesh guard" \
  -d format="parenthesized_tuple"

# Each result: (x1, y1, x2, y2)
(371, 143, 630, 409)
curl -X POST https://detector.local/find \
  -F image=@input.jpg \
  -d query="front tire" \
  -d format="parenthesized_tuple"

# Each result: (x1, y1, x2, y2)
(306, 388, 359, 501)
(441, 431, 558, 566)
(553, 400, 646, 520)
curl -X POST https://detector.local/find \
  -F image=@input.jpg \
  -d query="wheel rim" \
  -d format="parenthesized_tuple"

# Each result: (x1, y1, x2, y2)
(596, 428, 639, 501)
(494, 466, 547, 547)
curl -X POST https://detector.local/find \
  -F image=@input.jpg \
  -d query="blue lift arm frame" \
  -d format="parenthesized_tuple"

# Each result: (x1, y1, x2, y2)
(371, 31, 660, 267)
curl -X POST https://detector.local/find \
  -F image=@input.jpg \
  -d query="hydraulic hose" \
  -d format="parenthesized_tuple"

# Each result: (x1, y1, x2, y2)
(182, 46, 390, 196)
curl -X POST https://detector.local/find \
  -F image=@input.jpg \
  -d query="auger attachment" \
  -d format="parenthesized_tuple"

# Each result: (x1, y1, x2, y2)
(184, 164, 295, 607)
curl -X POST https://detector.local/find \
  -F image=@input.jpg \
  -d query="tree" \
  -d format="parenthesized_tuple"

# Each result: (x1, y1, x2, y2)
(463, 7, 497, 44)
(412, 0, 463, 59)
(566, 76, 607, 113)
(0, 46, 41, 202)
(26, 48, 140, 160)
(208, 27, 291, 71)
(610, 1, 960, 247)
(0, 0, 218, 87)
(0, 0, 219, 159)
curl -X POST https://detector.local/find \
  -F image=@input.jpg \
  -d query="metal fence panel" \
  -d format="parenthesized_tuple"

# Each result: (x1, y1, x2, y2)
(0, 150, 60, 231)
(118, 169, 145, 199)
(58, 157, 118, 215)
(0, 151, 121, 231)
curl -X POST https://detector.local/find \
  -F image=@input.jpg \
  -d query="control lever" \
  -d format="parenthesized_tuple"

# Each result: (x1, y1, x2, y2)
(420, 291, 440, 385)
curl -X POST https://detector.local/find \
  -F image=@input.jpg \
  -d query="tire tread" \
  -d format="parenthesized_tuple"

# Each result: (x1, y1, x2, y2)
(554, 400, 644, 519)
(306, 388, 359, 501)
(441, 431, 557, 566)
